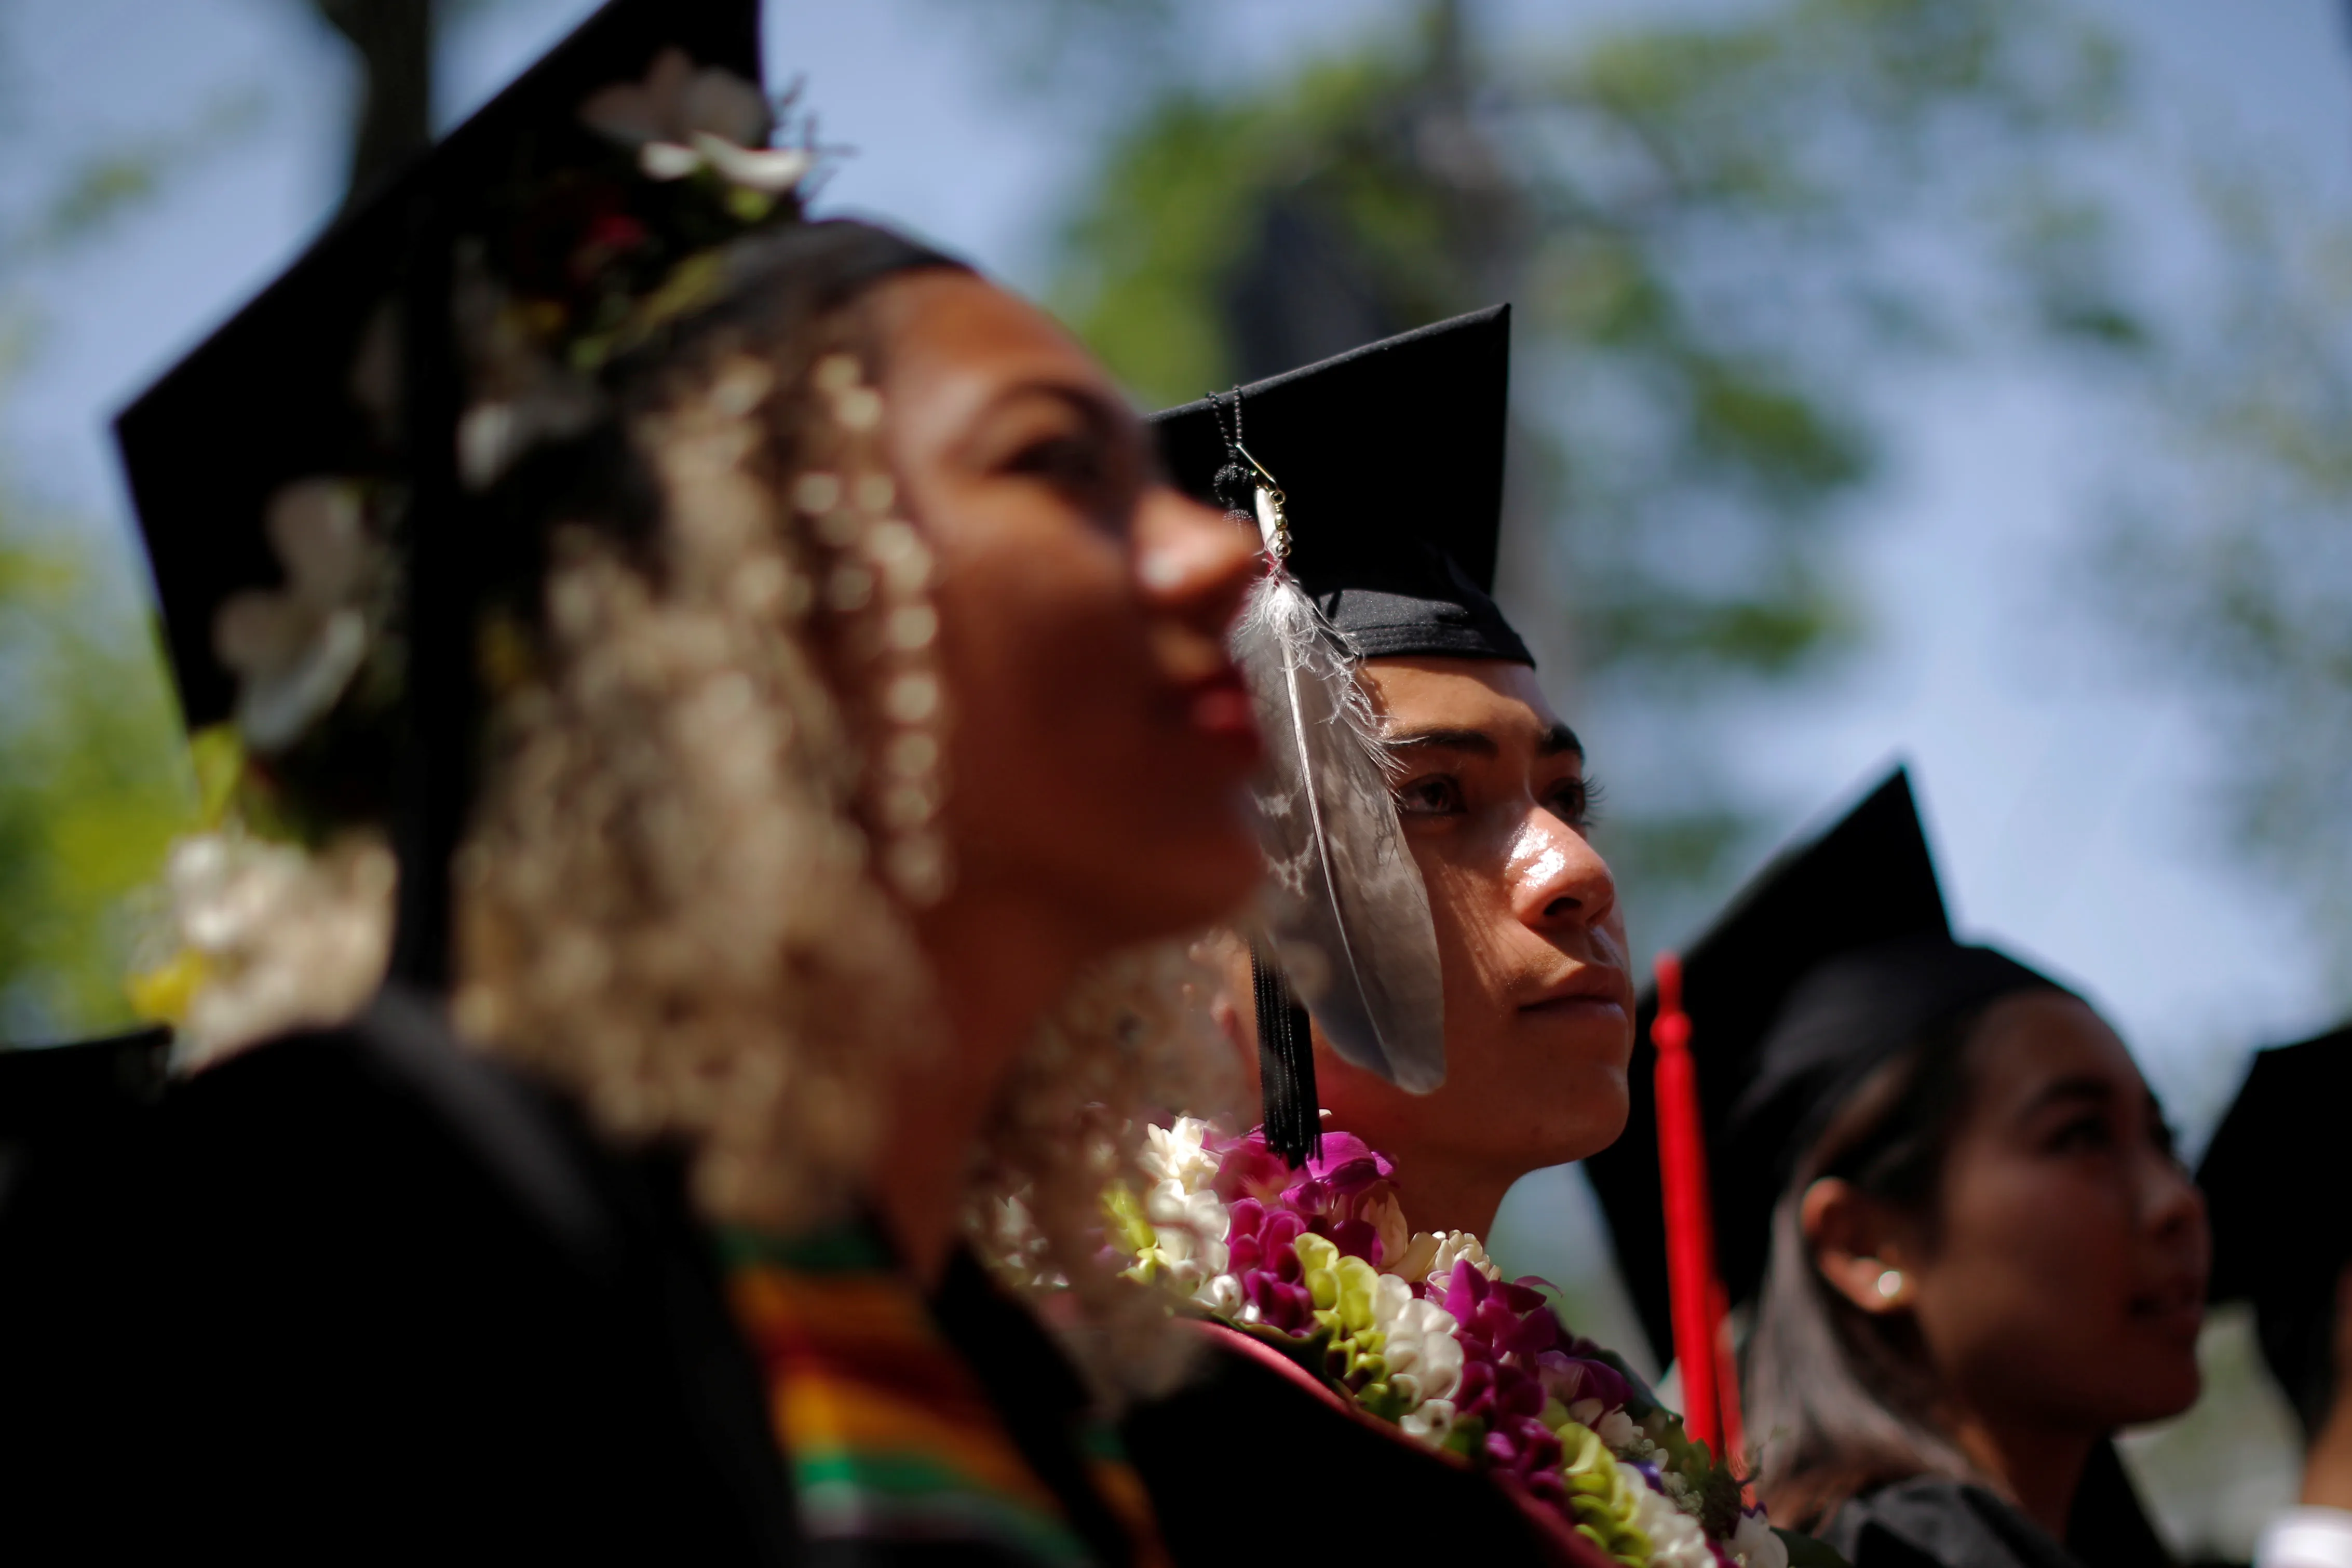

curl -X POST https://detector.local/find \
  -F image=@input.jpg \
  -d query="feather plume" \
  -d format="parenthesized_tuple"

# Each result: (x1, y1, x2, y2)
(1232, 563, 1446, 1093)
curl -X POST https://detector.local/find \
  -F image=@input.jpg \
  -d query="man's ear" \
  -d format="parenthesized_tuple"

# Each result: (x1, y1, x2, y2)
(1801, 1176, 1917, 1314)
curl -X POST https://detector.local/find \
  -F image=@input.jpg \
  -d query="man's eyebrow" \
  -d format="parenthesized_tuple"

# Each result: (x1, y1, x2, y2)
(1383, 727, 1498, 758)
(1381, 723, 1587, 760)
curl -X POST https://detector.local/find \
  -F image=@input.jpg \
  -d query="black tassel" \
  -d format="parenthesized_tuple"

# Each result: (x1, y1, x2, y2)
(1250, 940, 1321, 1168)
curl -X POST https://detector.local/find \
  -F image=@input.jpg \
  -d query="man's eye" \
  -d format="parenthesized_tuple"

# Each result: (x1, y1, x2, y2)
(1545, 774, 1601, 831)
(1395, 776, 1464, 817)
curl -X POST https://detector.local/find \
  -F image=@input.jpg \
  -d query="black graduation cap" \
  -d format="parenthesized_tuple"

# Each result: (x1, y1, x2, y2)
(119, 0, 763, 738)
(1583, 766, 2067, 1368)
(1150, 304, 1532, 668)
(116, 0, 953, 984)
(115, 0, 768, 986)
(2199, 1023, 2352, 1433)
(0, 1028, 172, 1149)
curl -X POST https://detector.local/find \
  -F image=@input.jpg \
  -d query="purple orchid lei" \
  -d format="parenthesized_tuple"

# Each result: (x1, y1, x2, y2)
(1106, 1119, 1790, 1568)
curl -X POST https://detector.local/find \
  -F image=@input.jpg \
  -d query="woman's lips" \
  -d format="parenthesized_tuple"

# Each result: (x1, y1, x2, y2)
(2127, 1277, 2207, 1342)
(1182, 664, 1262, 763)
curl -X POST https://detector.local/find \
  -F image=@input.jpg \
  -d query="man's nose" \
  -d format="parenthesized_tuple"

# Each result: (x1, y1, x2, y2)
(1508, 810, 1617, 934)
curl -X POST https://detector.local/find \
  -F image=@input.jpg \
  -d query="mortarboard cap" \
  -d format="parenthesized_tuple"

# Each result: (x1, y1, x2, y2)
(115, 0, 956, 980)
(1584, 766, 2066, 1368)
(1150, 305, 1532, 667)
(2198, 1023, 2352, 1432)
(119, 0, 765, 736)
(0, 1028, 172, 1151)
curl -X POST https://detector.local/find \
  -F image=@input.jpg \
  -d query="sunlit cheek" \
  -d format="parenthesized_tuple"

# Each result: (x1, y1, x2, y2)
(1425, 862, 1509, 998)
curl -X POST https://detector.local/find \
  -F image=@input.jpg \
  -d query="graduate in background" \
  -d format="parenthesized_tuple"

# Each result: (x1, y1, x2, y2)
(2200, 1025, 2352, 1568)
(0, 0, 1270, 1558)
(1109, 313, 1801, 1568)
(1587, 769, 2199, 1568)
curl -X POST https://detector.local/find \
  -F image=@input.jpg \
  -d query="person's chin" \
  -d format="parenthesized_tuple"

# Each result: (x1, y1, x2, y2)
(1495, 1061, 1630, 1166)
(2114, 1367, 2203, 1426)
(2097, 1329, 2204, 1424)
(1516, 999, 1635, 1074)
(1557, 1069, 1630, 1159)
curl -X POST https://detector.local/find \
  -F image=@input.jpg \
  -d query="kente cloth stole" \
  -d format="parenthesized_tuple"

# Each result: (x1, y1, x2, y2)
(720, 1226, 1161, 1567)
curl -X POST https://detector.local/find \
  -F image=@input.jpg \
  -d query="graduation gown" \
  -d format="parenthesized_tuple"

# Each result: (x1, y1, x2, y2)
(1820, 1444, 2172, 1568)
(0, 985, 1136, 1565)
(1122, 1322, 1608, 1566)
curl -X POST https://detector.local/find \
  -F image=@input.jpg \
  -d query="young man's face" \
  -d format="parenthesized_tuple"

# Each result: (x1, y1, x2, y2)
(1314, 656, 1634, 1183)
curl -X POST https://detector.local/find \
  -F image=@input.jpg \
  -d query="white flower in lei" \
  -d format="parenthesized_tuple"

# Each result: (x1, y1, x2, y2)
(1585, 1404, 1646, 1454)
(1140, 1116, 1224, 1192)
(210, 480, 372, 753)
(1370, 1272, 1464, 1441)
(1384, 1226, 1503, 1292)
(579, 47, 813, 195)
(1104, 1118, 1793, 1568)
(1134, 1117, 1232, 1292)
(1425, 1229, 1500, 1294)
(1733, 1509, 1791, 1568)
(1630, 1478, 1719, 1568)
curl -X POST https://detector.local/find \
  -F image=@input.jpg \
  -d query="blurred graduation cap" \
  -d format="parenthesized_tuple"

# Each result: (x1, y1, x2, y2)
(119, 0, 763, 739)
(2199, 1022, 2352, 1433)
(1583, 766, 2067, 1370)
(117, 0, 764, 987)
(0, 1028, 172, 1149)
(0, 1027, 172, 1221)
(115, 1, 946, 988)
(1147, 308, 1525, 1160)
(1152, 304, 1531, 669)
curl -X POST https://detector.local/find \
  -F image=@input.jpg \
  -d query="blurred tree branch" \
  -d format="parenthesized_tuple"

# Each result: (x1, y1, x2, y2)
(1020, 0, 2135, 926)
(0, 36, 264, 1041)
(2089, 160, 2352, 997)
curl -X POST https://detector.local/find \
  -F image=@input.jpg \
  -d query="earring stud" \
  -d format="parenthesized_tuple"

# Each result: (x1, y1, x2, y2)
(1875, 1268, 1904, 1301)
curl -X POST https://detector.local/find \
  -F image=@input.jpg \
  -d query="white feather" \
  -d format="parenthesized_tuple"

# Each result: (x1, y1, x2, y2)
(1232, 565, 1446, 1092)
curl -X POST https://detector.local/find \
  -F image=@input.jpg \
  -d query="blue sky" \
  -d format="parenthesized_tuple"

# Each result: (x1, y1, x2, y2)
(5, 0, 2347, 1138)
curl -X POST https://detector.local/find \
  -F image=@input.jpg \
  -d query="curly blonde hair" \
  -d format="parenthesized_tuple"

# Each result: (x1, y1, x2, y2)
(446, 235, 1234, 1396)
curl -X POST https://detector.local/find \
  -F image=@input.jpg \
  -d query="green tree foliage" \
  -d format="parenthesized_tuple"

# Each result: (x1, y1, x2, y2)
(0, 522, 192, 1043)
(2094, 169, 2352, 997)
(0, 2, 473, 1043)
(1039, 0, 2132, 926)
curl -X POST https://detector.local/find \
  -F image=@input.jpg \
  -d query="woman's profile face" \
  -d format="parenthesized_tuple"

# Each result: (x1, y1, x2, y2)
(866, 271, 1264, 947)
(1903, 992, 2209, 1434)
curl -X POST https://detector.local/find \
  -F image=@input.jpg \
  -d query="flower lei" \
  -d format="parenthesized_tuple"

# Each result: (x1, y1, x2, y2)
(1105, 1119, 1789, 1568)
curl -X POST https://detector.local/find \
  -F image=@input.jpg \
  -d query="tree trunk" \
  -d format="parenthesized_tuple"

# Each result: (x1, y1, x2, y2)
(314, 0, 434, 207)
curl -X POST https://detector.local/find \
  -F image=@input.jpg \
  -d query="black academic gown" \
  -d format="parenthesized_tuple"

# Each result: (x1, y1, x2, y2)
(1821, 1444, 2172, 1568)
(0, 985, 1132, 1566)
(1121, 1324, 1607, 1567)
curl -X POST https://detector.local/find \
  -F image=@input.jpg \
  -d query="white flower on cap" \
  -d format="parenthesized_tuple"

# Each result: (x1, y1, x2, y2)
(580, 47, 812, 196)
(211, 479, 373, 752)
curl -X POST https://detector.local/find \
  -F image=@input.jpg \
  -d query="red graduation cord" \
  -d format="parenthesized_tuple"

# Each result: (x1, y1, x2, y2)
(1650, 951, 1747, 1470)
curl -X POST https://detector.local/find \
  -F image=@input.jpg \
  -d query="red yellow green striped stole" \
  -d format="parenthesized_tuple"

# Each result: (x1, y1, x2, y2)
(719, 1226, 1163, 1566)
